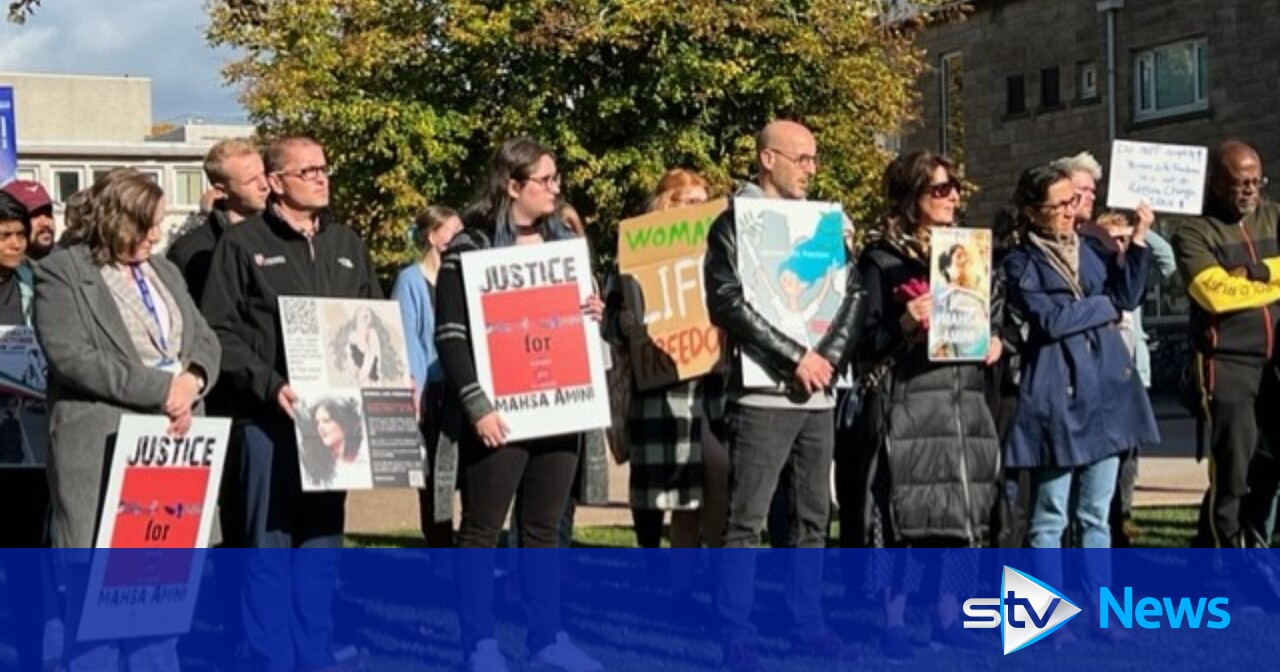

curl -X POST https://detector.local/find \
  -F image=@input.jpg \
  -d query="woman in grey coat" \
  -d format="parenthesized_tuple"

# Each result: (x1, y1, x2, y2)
(35, 168, 221, 549)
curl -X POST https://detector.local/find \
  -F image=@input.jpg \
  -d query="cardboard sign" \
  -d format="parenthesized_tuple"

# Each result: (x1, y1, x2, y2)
(928, 227, 993, 362)
(460, 238, 611, 442)
(735, 198, 849, 388)
(280, 297, 424, 491)
(78, 415, 230, 642)
(616, 199, 727, 390)
(1106, 139, 1208, 215)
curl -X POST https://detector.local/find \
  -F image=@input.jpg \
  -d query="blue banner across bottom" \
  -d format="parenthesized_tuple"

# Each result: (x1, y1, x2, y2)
(0, 549, 1278, 671)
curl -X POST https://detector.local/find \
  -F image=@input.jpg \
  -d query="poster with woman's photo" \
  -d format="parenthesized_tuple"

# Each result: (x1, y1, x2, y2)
(279, 297, 424, 491)
(736, 198, 850, 388)
(928, 227, 993, 362)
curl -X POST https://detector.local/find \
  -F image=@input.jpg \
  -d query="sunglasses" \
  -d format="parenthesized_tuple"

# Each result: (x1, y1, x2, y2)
(927, 180, 961, 199)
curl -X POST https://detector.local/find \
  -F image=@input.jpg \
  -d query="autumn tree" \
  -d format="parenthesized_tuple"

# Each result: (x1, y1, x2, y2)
(208, 0, 951, 271)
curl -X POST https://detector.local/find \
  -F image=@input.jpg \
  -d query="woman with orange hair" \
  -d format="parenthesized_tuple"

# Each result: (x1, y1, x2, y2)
(608, 168, 730, 555)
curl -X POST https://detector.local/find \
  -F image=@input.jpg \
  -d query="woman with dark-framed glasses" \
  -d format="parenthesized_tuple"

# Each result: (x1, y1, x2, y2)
(434, 137, 603, 672)
(1002, 164, 1158, 616)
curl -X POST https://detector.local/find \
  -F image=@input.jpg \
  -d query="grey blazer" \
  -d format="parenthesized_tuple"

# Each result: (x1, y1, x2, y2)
(34, 244, 221, 548)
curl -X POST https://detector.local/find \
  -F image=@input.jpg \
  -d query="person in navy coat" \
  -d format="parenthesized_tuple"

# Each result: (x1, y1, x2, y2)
(1002, 164, 1159, 557)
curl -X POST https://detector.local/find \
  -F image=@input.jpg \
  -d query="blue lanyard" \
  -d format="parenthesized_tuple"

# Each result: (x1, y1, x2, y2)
(129, 264, 170, 354)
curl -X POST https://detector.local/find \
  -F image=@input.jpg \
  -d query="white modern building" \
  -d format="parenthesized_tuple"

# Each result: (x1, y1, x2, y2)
(0, 71, 255, 246)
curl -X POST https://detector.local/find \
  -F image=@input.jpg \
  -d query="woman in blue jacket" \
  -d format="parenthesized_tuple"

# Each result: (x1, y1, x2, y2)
(1003, 164, 1159, 553)
(391, 205, 463, 546)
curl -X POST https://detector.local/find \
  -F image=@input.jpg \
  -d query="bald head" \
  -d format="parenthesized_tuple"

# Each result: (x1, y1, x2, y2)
(756, 120, 817, 200)
(1210, 140, 1265, 220)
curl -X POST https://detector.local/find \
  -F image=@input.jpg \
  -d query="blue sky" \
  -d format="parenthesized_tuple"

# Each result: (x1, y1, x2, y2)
(0, 0, 245, 122)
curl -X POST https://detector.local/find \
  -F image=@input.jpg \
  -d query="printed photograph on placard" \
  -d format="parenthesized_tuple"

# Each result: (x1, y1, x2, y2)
(280, 297, 424, 492)
(928, 227, 992, 362)
(295, 394, 374, 491)
(735, 198, 849, 387)
(460, 238, 611, 442)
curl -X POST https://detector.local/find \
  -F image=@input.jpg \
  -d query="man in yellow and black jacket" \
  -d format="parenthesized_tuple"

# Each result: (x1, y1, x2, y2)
(1174, 141, 1280, 547)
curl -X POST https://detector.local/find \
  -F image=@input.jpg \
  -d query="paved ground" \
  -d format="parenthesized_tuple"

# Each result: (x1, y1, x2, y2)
(346, 396, 1208, 534)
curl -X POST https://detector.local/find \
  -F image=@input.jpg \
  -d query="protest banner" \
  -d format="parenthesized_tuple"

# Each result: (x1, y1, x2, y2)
(460, 237, 610, 441)
(616, 199, 726, 390)
(78, 415, 230, 642)
(0, 326, 49, 467)
(0, 326, 47, 399)
(1106, 139, 1208, 215)
(280, 297, 423, 491)
(0, 86, 15, 185)
(736, 198, 849, 387)
(928, 227, 993, 362)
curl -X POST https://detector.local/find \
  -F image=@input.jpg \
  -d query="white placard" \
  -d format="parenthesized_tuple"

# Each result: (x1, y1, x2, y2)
(1106, 139, 1208, 215)
(735, 198, 849, 388)
(459, 238, 611, 442)
(78, 414, 231, 642)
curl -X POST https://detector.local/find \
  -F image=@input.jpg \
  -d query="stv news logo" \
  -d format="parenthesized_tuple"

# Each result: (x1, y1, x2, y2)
(961, 566, 1081, 655)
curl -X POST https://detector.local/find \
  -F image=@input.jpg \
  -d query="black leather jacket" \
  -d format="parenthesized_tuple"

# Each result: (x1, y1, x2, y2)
(703, 201, 867, 392)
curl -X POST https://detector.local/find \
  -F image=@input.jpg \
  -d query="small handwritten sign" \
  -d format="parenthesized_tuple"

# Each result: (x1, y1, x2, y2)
(1106, 139, 1207, 215)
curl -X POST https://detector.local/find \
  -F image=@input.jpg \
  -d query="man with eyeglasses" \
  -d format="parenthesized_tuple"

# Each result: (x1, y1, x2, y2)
(202, 136, 381, 671)
(704, 120, 865, 670)
(1173, 140, 1280, 548)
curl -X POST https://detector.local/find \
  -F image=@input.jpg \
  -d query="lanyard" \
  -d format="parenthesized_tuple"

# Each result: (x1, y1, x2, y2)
(129, 264, 170, 354)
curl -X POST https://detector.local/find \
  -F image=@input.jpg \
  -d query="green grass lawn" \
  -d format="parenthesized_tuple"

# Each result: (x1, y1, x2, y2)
(347, 505, 1203, 548)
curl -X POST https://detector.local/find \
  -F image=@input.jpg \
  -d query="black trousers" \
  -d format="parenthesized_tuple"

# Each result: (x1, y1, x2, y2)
(455, 432, 579, 651)
(1201, 357, 1280, 546)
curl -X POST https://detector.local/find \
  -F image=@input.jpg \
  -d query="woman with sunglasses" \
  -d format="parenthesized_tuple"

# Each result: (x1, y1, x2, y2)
(853, 150, 1002, 657)
(434, 137, 603, 672)
(1002, 165, 1157, 639)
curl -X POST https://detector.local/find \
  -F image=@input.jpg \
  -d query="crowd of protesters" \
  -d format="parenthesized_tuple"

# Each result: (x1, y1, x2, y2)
(0, 122, 1275, 672)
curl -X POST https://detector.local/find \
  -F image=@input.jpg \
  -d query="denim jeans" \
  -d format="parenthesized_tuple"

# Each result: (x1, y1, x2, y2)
(1029, 455, 1120, 549)
(1029, 455, 1120, 595)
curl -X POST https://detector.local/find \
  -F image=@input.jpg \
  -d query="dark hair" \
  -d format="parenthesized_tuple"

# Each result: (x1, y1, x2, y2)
(312, 398, 364, 461)
(465, 137, 572, 247)
(411, 204, 459, 249)
(0, 192, 30, 236)
(1011, 164, 1072, 231)
(938, 243, 965, 282)
(881, 149, 958, 235)
(992, 205, 1021, 250)
(84, 168, 166, 266)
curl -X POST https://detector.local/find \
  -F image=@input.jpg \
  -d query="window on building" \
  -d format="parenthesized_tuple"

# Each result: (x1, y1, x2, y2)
(1078, 61, 1099, 100)
(53, 169, 82, 202)
(1006, 74, 1026, 115)
(15, 167, 37, 183)
(1040, 66, 1061, 108)
(940, 51, 965, 167)
(91, 167, 117, 185)
(173, 168, 205, 207)
(1134, 38, 1208, 121)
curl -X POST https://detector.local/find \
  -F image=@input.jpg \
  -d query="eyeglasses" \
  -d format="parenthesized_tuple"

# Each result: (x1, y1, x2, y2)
(1039, 193, 1083, 213)
(927, 180, 961, 199)
(1228, 176, 1269, 191)
(523, 173, 561, 190)
(275, 165, 330, 182)
(766, 148, 820, 169)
